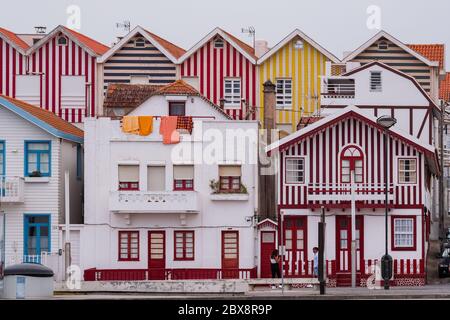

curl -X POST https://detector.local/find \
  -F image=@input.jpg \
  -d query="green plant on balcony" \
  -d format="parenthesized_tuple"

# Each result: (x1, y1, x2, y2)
(209, 179, 248, 194)
(29, 170, 42, 178)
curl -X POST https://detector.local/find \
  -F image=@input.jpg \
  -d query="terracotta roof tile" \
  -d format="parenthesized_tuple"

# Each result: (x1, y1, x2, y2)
(0, 27, 29, 51)
(297, 116, 323, 130)
(407, 44, 445, 69)
(0, 95, 83, 139)
(144, 29, 186, 59)
(220, 29, 256, 60)
(440, 72, 450, 102)
(104, 84, 162, 109)
(154, 80, 199, 95)
(62, 26, 109, 55)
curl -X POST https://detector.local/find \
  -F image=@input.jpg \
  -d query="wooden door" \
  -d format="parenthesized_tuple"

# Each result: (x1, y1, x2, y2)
(221, 231, 239, 278)
(260, 231, 276, 278)
(283, 216, 307, 276)
(336, 216, 363, 273)
(148, 231, 165, 279)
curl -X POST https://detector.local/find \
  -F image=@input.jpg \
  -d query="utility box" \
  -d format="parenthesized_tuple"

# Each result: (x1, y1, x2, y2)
(2, 263, 54, 299)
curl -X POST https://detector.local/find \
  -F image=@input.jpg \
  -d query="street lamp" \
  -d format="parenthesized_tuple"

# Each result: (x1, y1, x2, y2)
(376, 115, 396, 290)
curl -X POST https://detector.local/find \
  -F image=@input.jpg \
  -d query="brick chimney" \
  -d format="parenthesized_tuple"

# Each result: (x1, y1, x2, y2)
(263, 80, 276, 141)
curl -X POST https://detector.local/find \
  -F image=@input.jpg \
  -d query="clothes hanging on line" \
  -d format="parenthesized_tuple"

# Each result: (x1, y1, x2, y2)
(138, 116, 153, 136)
(122, 116, 140, 134)
(159, 116, 179, 144)
(176, 116, 194, 134)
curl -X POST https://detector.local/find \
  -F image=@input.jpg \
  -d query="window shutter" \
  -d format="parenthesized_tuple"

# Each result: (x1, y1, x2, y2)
(219, 165, 241, 177)
(118, 165, 139, 182)
(147, 166, 166, 191)
(173, 165, 194, 180)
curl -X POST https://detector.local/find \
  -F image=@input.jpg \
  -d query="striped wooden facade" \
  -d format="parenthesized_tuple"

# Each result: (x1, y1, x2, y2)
(179, 35, 257, 120)
(258, 36, 329, 130)
(278, 114, 427, 209)
(351, 37, 433, 93)
(0, 38, 27, 98)
(103, 33, 177, 88)
(27, 31, 98, 123)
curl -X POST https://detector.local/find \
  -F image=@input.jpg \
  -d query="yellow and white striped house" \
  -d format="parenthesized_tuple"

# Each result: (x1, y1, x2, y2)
(257, 30, 340, 133)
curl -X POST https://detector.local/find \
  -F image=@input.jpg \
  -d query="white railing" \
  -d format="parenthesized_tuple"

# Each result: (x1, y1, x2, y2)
(0, 176, 25, 203)
(109, 191, 200, 213)
(322, 82, 355, 97)
(308, 183, 394, 201)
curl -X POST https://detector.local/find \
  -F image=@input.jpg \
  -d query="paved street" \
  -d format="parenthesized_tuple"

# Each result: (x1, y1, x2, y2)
(49, 284, 450, 300)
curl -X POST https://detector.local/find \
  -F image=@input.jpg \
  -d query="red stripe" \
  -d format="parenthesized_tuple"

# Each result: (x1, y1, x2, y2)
(239, 52, 243, 120)
(59, 44, 62, 118)
(329, 126, 333, 183)
(52, 38, 56, 114)
(180, 60, 185, 76)
(226, 42, 230, 77)
(0, 39, 3, 92)
(45, 43, 49, 110)
(212, 45, 217, 104)
(219, 46, 224, 104)
(315, 135, 319, 184)
(12, 48, 16, 97)
(5, 43, 10, 96)
(85, 51, 89, 119)
(206, 42, 210, 100)
(186, 56, 191, 75)
(71, 41, 75, 75)
(91, 56, 96, 118)
(199, 47, 204, 93)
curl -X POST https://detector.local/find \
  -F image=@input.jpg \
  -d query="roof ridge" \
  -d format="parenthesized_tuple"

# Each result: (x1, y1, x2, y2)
(61, 26, 109, 55)
(0, 27, 30, 51)
(143, 28, 186, 59)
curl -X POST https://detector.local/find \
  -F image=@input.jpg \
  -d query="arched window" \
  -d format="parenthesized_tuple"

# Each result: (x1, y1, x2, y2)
(57, 36, 68, 46)
(340, 145, 364, 183)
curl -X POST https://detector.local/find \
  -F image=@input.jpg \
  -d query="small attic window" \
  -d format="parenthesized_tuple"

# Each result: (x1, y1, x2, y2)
(378, 40, 389, 50)
(57, 36, 68, 46)
(214, 38, 224, 49)
(135, 37, 146, 48)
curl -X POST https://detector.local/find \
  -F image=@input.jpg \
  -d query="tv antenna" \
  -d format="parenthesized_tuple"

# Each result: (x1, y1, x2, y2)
(241, 26, 256, 49)
(116, 20, 131, 33)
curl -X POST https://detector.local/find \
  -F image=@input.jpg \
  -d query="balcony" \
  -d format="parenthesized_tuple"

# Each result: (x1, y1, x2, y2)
(109, 191, 200, 213)
(321, 78, 355, 99)
(308, 183, 394, 202)
(0, 176, 25, 203)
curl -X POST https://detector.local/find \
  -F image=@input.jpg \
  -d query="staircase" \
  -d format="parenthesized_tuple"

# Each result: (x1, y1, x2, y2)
(336, 273, 361, 287)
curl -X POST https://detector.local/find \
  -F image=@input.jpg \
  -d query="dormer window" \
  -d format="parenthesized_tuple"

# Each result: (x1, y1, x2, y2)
(214, 38, 224, 49)
(135, 37, 146, 48)
(378, 40, 389, 50)
(57, 36, 68, 46)
(370, 71, 382, 92)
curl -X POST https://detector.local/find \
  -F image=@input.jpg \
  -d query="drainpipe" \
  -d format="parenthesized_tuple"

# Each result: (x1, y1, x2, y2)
(64, 170, 71, 280)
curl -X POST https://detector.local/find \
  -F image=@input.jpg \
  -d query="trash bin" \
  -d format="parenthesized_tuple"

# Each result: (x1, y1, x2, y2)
(2, 263, 54, 299)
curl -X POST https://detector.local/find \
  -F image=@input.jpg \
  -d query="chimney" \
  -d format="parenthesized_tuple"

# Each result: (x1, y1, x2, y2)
(255, 40, 269, 58)
(263, 80, 276, 138)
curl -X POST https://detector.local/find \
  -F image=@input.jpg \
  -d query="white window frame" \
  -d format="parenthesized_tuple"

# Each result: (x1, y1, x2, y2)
(223, 78, 241, 109)
(370, 71, 382, 92)
(285, 157, 305, 184)
(276, 78, 292, 109)
(398, 158, 417, 184)
(393, 217, 415, 249)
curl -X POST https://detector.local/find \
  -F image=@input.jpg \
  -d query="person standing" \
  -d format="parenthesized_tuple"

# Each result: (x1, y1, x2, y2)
(270, 249, 282, 289)
(307, 247, 319, 288)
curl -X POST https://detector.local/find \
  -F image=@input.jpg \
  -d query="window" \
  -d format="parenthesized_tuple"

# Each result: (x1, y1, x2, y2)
(0, 141, 4, 176)
(224, 78, 241, 108)
(219, 165, 241, 192)
(398, 158, 417, 184)
(214, 38, 224, 49)
(76, 144, 82, 180)
(285, 158, 305, 184)
(174, 231, 194, 260)
(24, 214, 50, 263)
(25, 141, 51, 177)
(173, 165, 194, 190)
(57, 36, 68, 46)
(147, 166, 166, 191)
(15, 75, 41, 106)
(118, 165, 139, 190)
(61, 76, 86, 108)
(370, 71, 382, 92)
(130, 75, 149, 84)
(135, 37, 146, 48)
(341, 145, 364, 183)
(169, 102, 186, 116)
(118, 231, 139, 261)
(276, 78, 292, 109)
(392, 217, 415, 250)
(378, 41, 389, 50)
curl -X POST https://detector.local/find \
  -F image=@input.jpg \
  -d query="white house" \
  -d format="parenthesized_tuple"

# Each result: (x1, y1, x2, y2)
(81, 81, 259, 281)
(0, 94, 83, 269)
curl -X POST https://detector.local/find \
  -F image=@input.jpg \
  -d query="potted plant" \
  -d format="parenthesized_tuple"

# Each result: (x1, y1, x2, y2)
(29, 170, 42, 178)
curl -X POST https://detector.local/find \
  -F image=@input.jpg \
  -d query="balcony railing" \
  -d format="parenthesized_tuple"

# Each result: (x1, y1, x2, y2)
(109, 191, 200, 213)
(308, 183, 394, 202)
(0, 176, 24, 203)
(321, 82, 355, 98)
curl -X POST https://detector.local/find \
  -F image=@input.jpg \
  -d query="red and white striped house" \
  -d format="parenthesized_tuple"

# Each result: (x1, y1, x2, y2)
(267, 103, 439, 286)
(0, 25, 109, 125)
(178, 28, 257, 120)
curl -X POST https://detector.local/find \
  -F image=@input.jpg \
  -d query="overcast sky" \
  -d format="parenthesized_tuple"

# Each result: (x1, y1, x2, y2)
(2, 0, 449, 68)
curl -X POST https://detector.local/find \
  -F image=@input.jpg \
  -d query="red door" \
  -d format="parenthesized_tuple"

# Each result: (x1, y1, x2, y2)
(148, 231, 165, 279)
(221, 231, 239, 279)
(283, 216, 307, 276)
(260, 231, 276, 278)
(336, 216, 364, 273)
